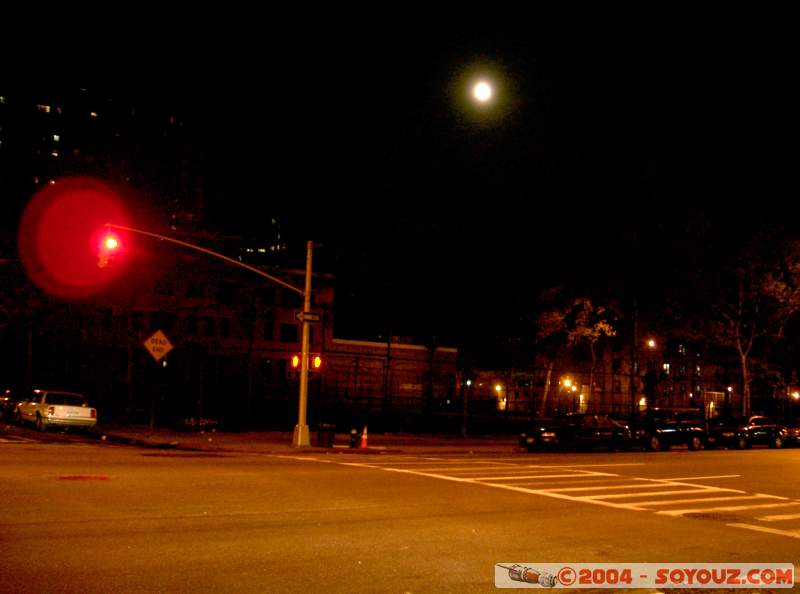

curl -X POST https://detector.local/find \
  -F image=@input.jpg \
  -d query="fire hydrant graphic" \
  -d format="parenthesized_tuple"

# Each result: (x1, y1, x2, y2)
(497, 564, 557, 587)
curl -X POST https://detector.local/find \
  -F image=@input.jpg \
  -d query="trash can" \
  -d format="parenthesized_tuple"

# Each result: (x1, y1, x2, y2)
(317, 423, 336, 448)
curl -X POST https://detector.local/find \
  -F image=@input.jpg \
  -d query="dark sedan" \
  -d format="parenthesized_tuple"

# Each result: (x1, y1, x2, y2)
(0, 388, 22, 422)
(783, 425, 800, 447)
(628, 407, 708, 451)
(706, 415, 786, 449)
(521, 413, 632, 452)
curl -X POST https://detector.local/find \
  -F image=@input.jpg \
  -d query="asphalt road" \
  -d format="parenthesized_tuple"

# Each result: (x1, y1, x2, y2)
(1, 432, 799, 593)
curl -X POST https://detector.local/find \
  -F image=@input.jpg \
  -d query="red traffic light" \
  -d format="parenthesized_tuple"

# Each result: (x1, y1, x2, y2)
(97, 232, 122, 269)
(18, 177, 130, 299)
(102, 234, 120, 251)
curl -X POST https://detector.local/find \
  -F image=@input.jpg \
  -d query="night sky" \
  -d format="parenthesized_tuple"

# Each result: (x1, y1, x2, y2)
(9, 21, 800, 347)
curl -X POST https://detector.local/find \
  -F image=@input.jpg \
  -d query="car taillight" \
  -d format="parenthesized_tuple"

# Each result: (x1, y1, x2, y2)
(47, 406, 55, 416)
(90, 409, 96, 419)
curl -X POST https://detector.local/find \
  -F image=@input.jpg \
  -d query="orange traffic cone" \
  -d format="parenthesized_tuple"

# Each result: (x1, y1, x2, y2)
(359, 425, 368, 449)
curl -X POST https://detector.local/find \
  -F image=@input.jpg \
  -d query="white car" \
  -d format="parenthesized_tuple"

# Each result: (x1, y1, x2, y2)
(17, 390, 97, 431)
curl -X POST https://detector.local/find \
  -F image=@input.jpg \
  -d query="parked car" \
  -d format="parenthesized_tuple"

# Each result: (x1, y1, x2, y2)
(521, 413, 632, 452)
(706, 415, 786, 449)
(0, 388, 22, 421)
(784, 424, 800, 447)
(16, 389, 97, 432)
(628, 407, 707, 451)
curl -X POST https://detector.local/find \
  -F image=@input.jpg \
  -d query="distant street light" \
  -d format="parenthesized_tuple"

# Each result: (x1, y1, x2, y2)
(646, 339, 657, 348)
(105, 223, 316, 447)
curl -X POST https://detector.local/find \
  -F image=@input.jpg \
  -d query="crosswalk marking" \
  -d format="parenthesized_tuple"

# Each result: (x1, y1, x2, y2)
(758, 512, 800, 522)
(637, 495, 786, 507)
(275, 454, 800, 540)
(540, 481, 716, 493)
(658, 502, 800, 517)
(726, 523, 800, 539)
(469, 472, 617, 481)
(584, 489, 711, 500)
(357, 459, 520, 466)
(656, 475, 741, 481)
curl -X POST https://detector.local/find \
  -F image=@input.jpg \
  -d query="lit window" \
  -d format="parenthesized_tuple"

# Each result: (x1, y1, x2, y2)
(0, 96, 5, 104)
(53, 134, 60, 142)
(50, 150, 59, 157)
(89, 111, 98, 118)
(37, 104, 51, 113)
(257, 248, 266, 253)
(48, 179, 56, 185)
(662, 363, 670, 373)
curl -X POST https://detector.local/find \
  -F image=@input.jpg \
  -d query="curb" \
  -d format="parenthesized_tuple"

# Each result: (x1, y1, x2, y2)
(95, 432, 519, 456)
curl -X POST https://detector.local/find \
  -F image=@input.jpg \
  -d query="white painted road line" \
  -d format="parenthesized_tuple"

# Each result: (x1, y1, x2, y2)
(636, 495, 786, 507)
(540, 481, 715, 493)
(583, 489, 711, 500)
(655, 475, 741, 481)
(511, 478, 642, 488)
(757, 512, 800, 522)
(726, 523, 800, 539)
(520, 463, 646, 469)
(658, 502, 800, 517)
(359, 459, 521, 466)
(470, 473, 618, 481)
(377, 466, 532, 473)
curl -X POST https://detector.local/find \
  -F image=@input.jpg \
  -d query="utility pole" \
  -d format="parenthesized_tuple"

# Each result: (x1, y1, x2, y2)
(629, 300, 639, 416)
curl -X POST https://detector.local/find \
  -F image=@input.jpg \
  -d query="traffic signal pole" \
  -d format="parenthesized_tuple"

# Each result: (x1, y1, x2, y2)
(292, 240, 314, 447)
(104, 224, 314, 447)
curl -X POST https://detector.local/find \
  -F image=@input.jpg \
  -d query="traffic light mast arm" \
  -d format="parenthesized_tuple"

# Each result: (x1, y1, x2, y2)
(105, 223, 304, 296)
(107, 223, 315, 447)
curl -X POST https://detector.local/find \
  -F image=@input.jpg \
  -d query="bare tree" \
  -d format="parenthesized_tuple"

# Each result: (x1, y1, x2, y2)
(705, 235, 800, 416)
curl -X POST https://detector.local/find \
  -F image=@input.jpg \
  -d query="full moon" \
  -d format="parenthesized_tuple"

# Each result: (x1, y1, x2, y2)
(473, 81, 493, 102)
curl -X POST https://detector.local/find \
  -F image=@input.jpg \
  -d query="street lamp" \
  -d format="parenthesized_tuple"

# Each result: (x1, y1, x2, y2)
(105, 223, 316, 447)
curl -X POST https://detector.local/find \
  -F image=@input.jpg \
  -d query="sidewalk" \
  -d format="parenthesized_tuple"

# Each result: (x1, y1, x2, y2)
(95, 424, 521, 455)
